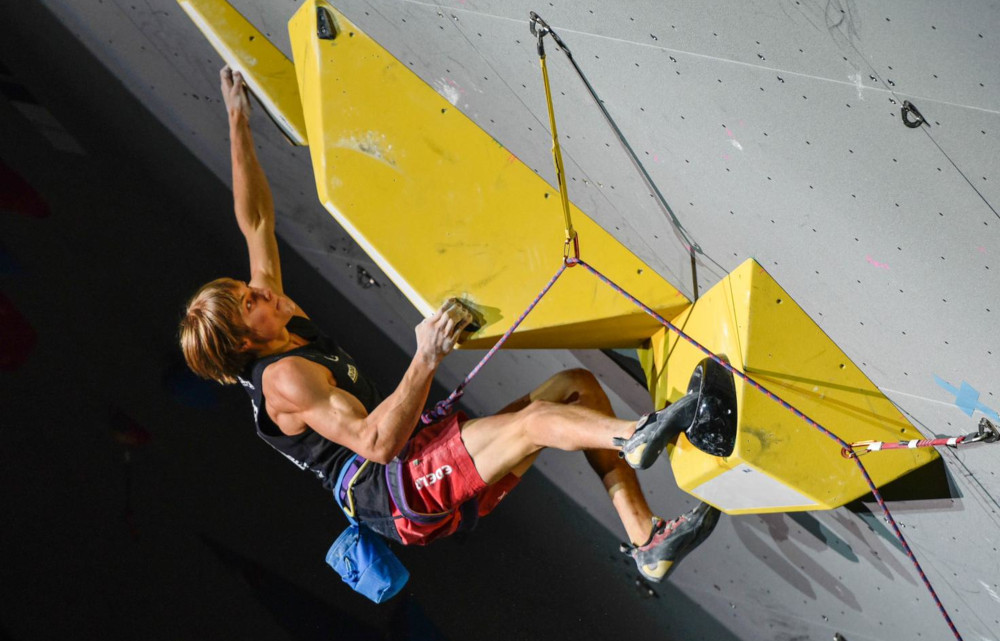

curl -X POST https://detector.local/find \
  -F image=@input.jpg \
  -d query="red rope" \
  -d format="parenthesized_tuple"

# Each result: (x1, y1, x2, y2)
(422, 252, 964, 639)
(567, 256, 964, 641)
(420, 260, 570, 424)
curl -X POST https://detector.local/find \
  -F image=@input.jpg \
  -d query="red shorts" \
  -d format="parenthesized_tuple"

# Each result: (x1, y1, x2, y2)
(390, 413, 520, 546)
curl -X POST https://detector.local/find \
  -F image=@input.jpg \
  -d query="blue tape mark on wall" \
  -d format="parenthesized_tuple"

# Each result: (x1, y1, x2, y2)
(933, 375, 1000, 421)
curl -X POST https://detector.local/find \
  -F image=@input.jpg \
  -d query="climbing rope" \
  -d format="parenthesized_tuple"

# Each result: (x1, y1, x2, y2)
(422, 13, 978, 639)
(419, 259, 571, 425)
(424, 246, 970, 640)
(530, 12, 704, 298)
(565, 255, 972, 639)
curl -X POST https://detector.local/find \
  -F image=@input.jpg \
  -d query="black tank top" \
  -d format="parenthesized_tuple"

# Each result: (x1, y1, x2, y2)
(237, 316, 400, 541)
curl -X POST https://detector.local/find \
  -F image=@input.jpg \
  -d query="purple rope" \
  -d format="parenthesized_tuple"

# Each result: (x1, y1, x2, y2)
(568, 256, 963, 641)
(420, 260, 570, 424)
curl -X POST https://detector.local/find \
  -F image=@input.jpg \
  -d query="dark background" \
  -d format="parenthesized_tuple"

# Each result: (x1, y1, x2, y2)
(0, 4, 728, 639)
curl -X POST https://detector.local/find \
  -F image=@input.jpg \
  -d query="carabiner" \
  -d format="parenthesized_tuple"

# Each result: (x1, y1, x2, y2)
(968, 417, 1000, 444)
(901, 100, 928, 129)
(563, 231, 580, 262)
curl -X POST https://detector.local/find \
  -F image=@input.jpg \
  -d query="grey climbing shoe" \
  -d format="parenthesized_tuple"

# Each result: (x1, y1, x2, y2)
(614, 357, 738, 469)
(621, 502, 721, 583)
(614, 394, 697, 469)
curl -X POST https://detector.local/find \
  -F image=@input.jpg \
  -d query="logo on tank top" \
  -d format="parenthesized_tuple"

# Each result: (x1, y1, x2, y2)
(347, 363, 358, 383)
(322, 354, 340, 363)
(280, 451, 310, 471)
(414, 464, 453, 490)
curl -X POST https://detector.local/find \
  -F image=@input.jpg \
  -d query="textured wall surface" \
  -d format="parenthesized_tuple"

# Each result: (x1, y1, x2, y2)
(5, 1, 998, 640)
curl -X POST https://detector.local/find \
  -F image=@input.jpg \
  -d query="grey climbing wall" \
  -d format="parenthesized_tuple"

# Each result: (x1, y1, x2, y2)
(22, 0, 1000, 640)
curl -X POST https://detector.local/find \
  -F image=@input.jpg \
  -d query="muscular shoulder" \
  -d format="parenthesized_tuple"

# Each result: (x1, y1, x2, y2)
(261, 354, 370, 444)
(261, 356, 336, 413)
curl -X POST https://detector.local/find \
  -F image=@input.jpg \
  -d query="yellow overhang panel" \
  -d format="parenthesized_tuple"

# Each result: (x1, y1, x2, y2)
(642, 259, 937, 514)
(179, 0, 307, 145)
(288, 2, 689, 349)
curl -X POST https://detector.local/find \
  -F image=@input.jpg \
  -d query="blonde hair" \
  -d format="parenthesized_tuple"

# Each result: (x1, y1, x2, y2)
(179, 277, 252, 385)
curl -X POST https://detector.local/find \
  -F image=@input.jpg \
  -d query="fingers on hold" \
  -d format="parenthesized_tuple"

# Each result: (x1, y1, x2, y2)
(437, 299, 475, 335)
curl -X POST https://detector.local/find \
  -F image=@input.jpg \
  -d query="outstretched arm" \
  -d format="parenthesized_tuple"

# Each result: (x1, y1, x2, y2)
(263, 301, 474, 463)
(221, 66, 283, 293)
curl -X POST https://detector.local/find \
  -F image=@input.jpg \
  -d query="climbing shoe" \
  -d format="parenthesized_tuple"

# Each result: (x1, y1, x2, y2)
(621, 502, 721, 583)
(614, 357, 738, 469)
(614, 393, 698, 469)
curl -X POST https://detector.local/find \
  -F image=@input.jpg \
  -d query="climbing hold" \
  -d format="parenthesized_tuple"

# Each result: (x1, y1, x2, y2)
(316, 6, 337, 40)
(684, 358, 738, 457)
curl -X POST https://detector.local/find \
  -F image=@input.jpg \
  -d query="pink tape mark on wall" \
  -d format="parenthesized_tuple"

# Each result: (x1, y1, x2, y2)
(865, 255, 890, 270)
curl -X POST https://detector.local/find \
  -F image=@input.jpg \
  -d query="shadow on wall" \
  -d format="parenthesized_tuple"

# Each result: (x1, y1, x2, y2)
(731, 508, 927, 613)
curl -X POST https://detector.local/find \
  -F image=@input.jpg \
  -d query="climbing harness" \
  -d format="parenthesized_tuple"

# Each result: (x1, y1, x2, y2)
(329, 453, 409, 603)
(419, 14, 982, 640)
(842, 417, 999, 458)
